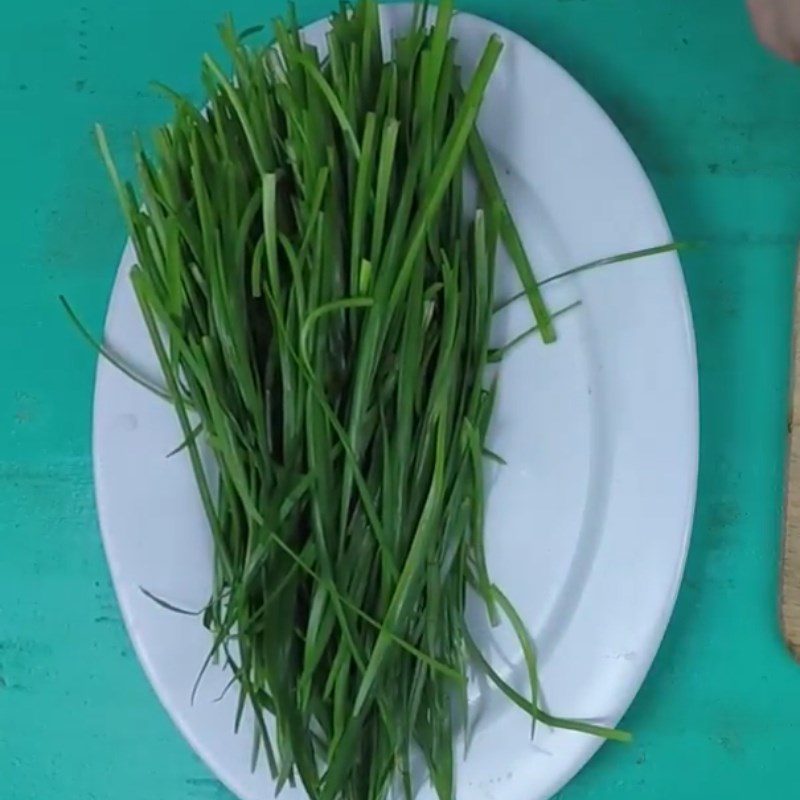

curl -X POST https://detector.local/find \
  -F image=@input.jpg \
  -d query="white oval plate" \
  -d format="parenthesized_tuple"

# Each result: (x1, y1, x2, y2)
(93, 6, 698, 800)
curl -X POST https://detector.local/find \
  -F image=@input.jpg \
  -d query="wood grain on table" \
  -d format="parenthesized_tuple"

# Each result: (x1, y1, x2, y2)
(782, 264, 800, 660)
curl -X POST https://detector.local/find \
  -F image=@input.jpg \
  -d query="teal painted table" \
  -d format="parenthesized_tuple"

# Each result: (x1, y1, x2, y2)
(2, 1, 799, 798)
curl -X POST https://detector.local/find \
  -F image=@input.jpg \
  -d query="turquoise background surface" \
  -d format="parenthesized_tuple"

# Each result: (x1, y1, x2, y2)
(2, 1, 799, 798)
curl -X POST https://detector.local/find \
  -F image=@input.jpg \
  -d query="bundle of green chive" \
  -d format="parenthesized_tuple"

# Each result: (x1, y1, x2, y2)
(94, 1, 630, 797)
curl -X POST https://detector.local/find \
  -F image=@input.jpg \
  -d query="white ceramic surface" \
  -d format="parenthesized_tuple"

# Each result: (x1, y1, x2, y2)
(93, 6, 698, 800)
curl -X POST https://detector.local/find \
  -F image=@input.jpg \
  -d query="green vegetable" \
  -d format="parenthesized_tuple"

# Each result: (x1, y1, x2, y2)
(74, 2, 650, 798)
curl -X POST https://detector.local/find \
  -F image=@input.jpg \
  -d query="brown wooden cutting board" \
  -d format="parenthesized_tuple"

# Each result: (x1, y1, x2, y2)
(782, 265, 800, 659)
